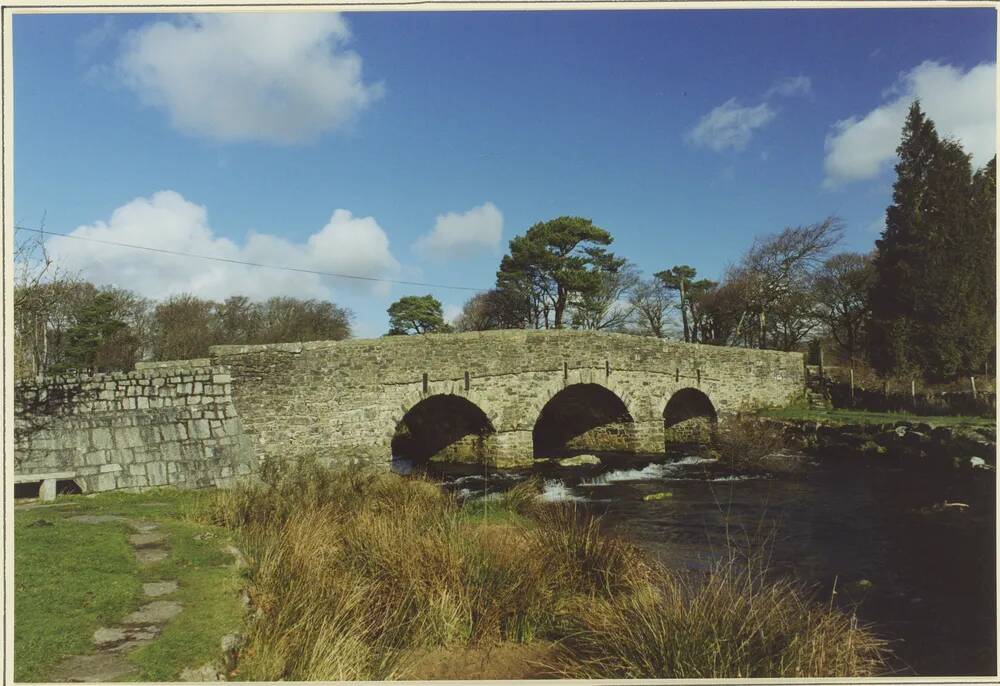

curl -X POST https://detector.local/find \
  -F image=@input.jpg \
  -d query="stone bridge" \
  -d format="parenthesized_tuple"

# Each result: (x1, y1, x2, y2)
(14, 330, 805, 495)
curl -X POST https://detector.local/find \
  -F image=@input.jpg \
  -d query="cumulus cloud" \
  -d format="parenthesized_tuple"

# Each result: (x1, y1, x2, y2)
(688, 99, 776, 152)
(413, 202, 503, 259)
(116, 13, 383, 143)
(45, 191, 400, 302)
(823, 61, 996, 187)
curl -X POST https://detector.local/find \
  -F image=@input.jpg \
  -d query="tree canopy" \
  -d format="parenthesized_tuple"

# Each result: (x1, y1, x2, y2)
(497, 216, 615, 329)
(387, 295, 451, 335)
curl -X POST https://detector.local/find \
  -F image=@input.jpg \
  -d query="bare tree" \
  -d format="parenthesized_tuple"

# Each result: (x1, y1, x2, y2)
(628, 277, 674, 338)
(812, 251, 875, 366)
(728, 217, 843, 349)
(570, 261, 640, 331)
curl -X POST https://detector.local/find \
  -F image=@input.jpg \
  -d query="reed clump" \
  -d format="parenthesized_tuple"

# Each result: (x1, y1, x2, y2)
(208, 455, 889, 680)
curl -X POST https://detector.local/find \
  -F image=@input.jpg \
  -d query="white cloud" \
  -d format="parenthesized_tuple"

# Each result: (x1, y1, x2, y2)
(45, 191, 400, 302)
(116, 13, 383, 144)
(688, 99, 776, 152)
(413, 202, 503, 259)
(764, 75, 812, 99)
(689, 75, 811, 153)
(823, 61, 996, 187)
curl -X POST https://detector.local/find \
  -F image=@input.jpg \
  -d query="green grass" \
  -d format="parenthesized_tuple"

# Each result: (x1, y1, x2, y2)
(15, 515, 141, 681)
(14, 490, 245, 682)
(757, 406, 996, 428)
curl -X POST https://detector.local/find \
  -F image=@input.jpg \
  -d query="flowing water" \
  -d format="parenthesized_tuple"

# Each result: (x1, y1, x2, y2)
(413, 453, 996, 677)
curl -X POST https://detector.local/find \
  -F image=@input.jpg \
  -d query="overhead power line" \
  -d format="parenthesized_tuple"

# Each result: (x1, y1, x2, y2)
(14, 225, 488, 293)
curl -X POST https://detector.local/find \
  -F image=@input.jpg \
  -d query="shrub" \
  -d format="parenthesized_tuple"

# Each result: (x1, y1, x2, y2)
(711, 416, 792, 474)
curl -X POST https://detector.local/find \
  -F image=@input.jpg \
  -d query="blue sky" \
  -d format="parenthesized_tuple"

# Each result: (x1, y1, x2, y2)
(14, 8, 997, 337)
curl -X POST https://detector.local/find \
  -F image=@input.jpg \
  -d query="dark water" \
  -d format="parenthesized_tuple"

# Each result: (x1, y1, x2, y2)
(417, 454, 996, 677)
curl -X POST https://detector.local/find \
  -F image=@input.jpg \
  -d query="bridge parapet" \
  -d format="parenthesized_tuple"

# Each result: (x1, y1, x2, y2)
(210, 329, 806, 468)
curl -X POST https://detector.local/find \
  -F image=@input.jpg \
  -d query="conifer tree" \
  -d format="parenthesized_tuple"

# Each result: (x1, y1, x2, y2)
(868, 101, 994, 379)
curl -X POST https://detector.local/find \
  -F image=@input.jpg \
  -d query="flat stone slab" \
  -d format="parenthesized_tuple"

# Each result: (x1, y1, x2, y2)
(93, 625, 160, 650)
(69, 515, 127, 525)
(122, 600, 183, 625)
(46, 653, 138, 682)
(143, 581, 178, 597)
(136, 548, 168, 566)
(129, 532, 167, 547)
(128, 520, 159, 533)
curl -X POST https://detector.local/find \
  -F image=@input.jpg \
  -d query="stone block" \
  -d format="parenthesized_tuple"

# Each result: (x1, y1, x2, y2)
(91, 427, 114, 450)
(147, 462, 168, 486)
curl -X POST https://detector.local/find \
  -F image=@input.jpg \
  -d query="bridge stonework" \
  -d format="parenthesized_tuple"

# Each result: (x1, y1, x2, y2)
(14, 330, 805, 493)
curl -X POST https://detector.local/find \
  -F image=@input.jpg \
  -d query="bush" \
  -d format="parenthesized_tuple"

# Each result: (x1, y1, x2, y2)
(711, 416, 792, 474)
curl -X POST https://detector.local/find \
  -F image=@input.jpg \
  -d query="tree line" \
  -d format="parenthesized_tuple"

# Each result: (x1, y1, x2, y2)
(13, 270, 352, 378)
(391, 101, 995, 382)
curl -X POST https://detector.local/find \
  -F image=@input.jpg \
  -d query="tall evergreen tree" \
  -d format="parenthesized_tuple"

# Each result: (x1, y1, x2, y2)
(868, 102, 940, 376)
(868, 101, 993, 379)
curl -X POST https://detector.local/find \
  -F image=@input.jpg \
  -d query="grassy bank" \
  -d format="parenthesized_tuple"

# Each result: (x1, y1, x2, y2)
(207, 457, 889, 680)
(757, 406, 995, 428)
(14, 490, 244, 681)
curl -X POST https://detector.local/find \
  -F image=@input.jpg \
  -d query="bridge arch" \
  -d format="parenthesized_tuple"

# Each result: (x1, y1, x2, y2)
(532, 382, 637, 457)
(663, 387, 717, 447)
(391, 393, 496, 465)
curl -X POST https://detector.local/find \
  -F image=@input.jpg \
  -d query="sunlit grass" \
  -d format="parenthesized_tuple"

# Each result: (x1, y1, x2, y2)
(207, 456, 891, 680)
(758, 406, 995, 428)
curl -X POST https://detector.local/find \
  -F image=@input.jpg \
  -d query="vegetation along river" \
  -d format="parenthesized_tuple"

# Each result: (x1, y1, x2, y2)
(398, 452, 996, 677)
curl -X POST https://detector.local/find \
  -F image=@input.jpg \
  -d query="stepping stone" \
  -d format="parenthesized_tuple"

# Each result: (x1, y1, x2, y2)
(93, 625, 160, 650)
(143, 581, 178, 597)
(136, 548, 168, 566)
(129, 520, 159, 533)
(129, 532, 167, 547)
(46, 653, 137, 682)
(69, 515, 127, 525)
(122, 600, 183, 625)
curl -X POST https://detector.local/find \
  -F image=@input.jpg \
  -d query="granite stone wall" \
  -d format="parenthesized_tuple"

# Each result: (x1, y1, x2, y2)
(14, 360, 254, 493)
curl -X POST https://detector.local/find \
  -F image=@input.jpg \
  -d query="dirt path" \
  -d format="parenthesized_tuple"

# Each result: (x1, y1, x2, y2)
(46, 517, 183, 682)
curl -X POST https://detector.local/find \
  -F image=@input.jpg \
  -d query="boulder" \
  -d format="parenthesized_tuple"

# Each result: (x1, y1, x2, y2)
(557, 454, 602, 467)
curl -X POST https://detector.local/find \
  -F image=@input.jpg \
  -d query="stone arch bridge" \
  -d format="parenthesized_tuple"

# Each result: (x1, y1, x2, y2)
(14, 330, 805, 495)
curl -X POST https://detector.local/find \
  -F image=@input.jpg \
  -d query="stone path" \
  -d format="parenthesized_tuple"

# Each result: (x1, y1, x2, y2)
(46, 517, 183, 683)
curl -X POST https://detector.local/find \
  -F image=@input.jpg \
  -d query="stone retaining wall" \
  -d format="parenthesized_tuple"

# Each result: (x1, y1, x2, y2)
(14, 361, 254, 493)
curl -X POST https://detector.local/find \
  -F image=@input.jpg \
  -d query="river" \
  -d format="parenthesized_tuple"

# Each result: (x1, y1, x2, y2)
(407, 453, 996, 677)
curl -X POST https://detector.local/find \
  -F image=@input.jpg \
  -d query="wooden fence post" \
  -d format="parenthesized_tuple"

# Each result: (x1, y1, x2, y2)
(911, 379, 916, 406)
(849, 368, 855, 400)
(971, 376, 977, 399)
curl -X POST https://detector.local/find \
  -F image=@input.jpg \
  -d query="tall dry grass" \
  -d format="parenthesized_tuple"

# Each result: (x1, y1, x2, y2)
(207, 456, 889, 680)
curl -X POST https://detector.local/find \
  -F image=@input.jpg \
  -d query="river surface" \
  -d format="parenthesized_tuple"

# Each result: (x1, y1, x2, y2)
(409, 453, 996, 677)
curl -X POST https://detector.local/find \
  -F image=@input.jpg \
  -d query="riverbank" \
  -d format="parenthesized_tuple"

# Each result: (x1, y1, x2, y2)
(749, 410, 996, 471)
